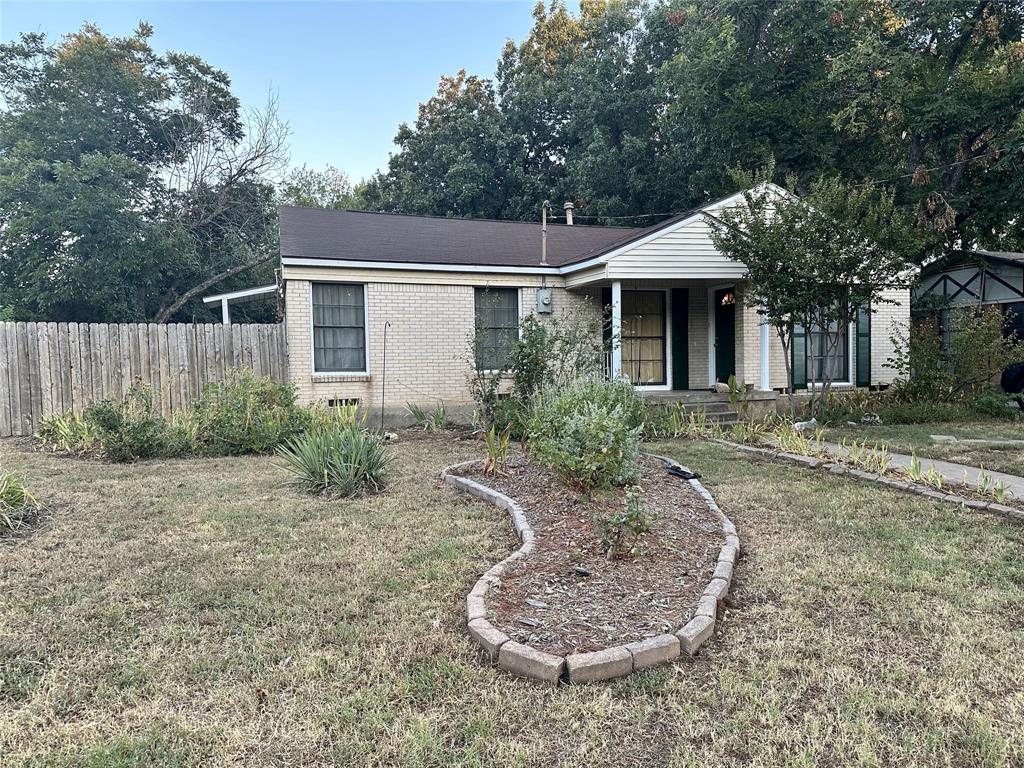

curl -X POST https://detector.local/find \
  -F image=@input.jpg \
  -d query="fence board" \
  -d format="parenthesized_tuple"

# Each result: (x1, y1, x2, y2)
(0, 324, 11, 438)
(0, 322, 287, 436)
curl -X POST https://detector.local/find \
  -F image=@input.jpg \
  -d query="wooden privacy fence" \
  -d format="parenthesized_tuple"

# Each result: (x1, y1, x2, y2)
(0, 321, 288, 437)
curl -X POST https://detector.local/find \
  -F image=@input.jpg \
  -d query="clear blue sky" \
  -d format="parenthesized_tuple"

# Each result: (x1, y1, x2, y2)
(0, 1, 549, 181)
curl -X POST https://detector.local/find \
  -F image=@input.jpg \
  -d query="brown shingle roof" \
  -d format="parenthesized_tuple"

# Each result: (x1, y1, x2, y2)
(278, 206, 681, 269)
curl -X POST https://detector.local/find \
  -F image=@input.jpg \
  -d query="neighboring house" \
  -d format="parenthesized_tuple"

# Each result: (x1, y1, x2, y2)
(277, 184, 908, 415)
(914, 250, 1024, 342)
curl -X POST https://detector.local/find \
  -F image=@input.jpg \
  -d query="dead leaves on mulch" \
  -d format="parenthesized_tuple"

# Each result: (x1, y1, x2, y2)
(466, 455, 723, 655)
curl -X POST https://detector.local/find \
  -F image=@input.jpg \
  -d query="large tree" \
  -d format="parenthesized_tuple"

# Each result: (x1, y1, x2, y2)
(709, 177, 922, 414)
(0, 24, 286, 323)
(362, 0, 1024, 253)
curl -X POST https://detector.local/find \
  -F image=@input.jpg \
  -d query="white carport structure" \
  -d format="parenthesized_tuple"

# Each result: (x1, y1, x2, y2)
(202, 284, 278, 324)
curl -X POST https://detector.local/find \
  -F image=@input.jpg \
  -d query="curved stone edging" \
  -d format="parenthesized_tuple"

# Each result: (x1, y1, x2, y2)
(717, 439, 1024, 523)
(441, 455, 740, 685)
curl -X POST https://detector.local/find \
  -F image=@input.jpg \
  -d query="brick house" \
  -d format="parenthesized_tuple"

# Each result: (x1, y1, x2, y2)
(275, 184, 909, 418)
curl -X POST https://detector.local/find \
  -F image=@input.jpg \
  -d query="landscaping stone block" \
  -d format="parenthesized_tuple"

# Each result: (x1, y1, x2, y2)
(704, 577, 729, 603)
(718, 545, 738, 565)
(469, 580, 489, 599)
(498, 641, 564, 685)
(468, 618, 509, 659)
(626, 635, 680, 671)
(466, 594, 486, 621)
(676, 615, 714, 657)
(566, 646, 633, 683)
(781, 452, 820, 467)
(725, 533, 741, 553)
(712, 560, 733, 587)
(694, 594, 717, 620)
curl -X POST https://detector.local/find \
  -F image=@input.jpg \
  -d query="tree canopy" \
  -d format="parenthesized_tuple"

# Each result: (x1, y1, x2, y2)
(360, 0, 1024, 250)
(0, 24, 286, 323)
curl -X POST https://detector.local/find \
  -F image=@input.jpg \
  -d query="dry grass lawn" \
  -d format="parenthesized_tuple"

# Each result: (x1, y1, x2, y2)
(1, 433, 1023, 767)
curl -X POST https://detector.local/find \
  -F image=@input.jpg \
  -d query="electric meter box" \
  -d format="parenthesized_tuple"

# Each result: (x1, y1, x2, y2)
(536, 287, 553, 314)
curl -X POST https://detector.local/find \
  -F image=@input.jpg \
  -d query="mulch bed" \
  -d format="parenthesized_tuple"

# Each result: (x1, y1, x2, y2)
(463, 453, 723, 655)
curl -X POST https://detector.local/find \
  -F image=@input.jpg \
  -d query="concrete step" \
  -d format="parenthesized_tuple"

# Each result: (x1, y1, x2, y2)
(705, 412, 738, 425)
(683, 401, 735, 414)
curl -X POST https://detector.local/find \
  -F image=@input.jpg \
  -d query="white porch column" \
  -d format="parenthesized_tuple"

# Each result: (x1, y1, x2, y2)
(759, 309, 770, 391)
(221, 298, 231, 325)
(610, 280, 622, 379)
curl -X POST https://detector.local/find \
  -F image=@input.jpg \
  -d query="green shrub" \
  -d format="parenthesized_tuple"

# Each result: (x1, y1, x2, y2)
(528, 380, 642, 494)
(596, 487, 657, 559)
(276, 425, 392, 497)
(83, 385, 173, 462)
(185, 369, 308, 455)
(0, 470, 40, 534)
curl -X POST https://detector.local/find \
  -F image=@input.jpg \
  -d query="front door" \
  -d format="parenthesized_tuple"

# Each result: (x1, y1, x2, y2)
(713, 287, 736, 383)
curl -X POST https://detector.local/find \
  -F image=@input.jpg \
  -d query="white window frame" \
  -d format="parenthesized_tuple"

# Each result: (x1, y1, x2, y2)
(803, 319, 856, 389)
(621, 287, 672, 391)
(310, 282, 370, 376)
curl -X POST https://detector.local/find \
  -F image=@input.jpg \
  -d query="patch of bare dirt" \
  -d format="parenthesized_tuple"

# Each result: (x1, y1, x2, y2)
(463, 454, 723, 655)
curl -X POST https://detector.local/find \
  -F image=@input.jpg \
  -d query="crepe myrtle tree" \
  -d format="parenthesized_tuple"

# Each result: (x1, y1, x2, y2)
(709, 177, 922, 417)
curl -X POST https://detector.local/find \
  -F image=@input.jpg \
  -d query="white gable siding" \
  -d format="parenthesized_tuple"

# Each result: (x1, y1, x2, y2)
(604, 217, 748, 281)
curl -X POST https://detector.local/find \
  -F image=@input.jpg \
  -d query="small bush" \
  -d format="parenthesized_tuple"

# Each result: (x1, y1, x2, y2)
(186, 369, 308, 456)
(276, 425, 392, 497)
(0, 470, 40, 534)
(528, 380, 642, 494)
(83, 385, 173, 462)
(596, 487, 657, 559)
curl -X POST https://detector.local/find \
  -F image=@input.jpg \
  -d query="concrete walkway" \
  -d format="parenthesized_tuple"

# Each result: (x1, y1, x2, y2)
(821, 441, 1024, 500)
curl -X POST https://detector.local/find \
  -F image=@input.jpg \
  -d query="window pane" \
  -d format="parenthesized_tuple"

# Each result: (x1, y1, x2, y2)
(621, 290, 665, 385)
(808, 318, 847, 382)
(312, 283, 365, 372)
(474, 287, 519, 369)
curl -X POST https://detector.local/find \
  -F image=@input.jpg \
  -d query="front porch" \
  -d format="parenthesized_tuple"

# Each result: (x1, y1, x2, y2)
(574, 279, 780, 394)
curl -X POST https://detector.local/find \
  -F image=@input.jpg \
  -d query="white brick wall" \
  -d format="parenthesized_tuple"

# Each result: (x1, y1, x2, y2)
(286, 278, 600, 409)
(871, 287, 910, 386)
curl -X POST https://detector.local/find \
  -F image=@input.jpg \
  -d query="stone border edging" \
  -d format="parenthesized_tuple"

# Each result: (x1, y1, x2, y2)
(441, 454, 740, 685)
(715, 439, 1024, 523)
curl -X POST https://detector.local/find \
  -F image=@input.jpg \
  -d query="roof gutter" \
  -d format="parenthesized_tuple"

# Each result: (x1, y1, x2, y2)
(280, 257, 561, 276)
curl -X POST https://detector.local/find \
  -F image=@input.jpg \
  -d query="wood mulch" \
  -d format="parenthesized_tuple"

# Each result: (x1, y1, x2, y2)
(463, 453, 724, 655)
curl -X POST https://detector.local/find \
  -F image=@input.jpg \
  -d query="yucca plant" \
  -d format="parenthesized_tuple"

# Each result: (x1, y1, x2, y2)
(0, 470, 40, 534)
(36, 412, 98, 454)
(406, 402, 446, 431)
(483, 426, 510, 476)
(905, 453, 924, 482)
(992, 480, 1008, 504)
(276, 425, 392, 497)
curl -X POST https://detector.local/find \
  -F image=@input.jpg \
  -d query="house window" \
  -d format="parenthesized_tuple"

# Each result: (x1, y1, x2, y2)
(622, 290, 666, 386)
(312, 282, 366, 373)
(808, 318, 849, 382)
(474, 287, 519, 370)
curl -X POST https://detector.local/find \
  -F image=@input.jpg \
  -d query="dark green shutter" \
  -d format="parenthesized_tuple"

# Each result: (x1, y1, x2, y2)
(855, 304, 871, 388)
(601, 287, 613, 352)
(671, 289, 689, 389)
(792, 323, 807, 390)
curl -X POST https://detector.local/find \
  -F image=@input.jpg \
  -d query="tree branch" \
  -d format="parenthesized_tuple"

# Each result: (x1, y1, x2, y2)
(153, 254, 275, 323)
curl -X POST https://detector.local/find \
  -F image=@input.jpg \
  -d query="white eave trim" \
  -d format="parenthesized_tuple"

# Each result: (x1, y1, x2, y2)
(281, 256, 561, 276)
